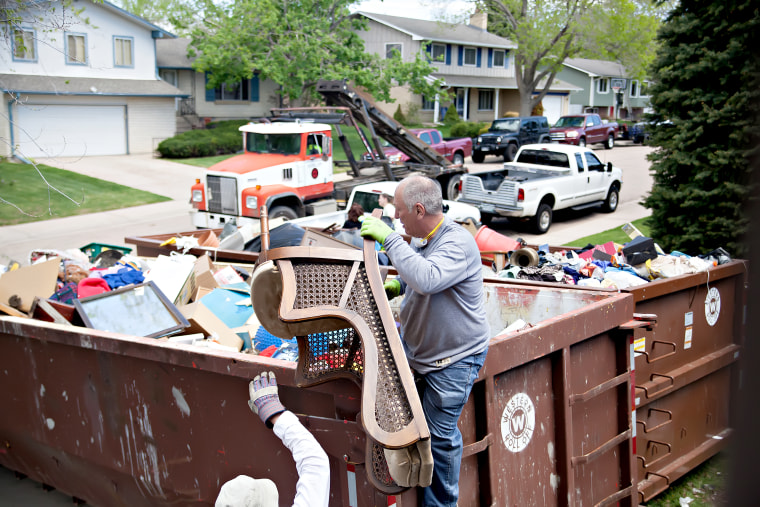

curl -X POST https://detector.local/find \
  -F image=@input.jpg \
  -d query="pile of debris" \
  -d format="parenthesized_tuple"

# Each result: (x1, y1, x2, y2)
(0, 243, 296, 359)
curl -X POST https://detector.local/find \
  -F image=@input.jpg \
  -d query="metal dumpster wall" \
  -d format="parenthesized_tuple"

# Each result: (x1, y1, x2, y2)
(0, 318, 385, 507)
(626, 261, 747, 502)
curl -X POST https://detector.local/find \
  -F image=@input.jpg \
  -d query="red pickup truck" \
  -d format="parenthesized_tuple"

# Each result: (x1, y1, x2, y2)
(549, 114, 619, 149)
(379, 128, 472, 165)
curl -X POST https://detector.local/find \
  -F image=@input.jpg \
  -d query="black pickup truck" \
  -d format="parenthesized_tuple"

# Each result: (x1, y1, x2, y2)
(472, 116, 551, 163)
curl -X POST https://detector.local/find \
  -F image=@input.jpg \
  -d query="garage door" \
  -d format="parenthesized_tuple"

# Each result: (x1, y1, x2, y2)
(15, 104, 127, 158)
(541, 95, 563, 125)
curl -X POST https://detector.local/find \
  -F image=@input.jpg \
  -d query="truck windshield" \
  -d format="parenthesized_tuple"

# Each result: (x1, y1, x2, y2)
(554, 117, 584, 128)
(490, 119, 520, 133)
(517, 149, 570, 168)
(246, 133, 301, 155)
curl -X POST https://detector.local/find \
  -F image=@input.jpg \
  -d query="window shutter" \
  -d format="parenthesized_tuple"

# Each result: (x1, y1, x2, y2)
(504, 50, 509, 68)
(250, 74, 259, 102)
(445, 44, 451, 65)
(476, 48, 482, 68)
(204, 72, 215, 102)
(457, 46, 463, 66)
(487, 48, 493, 68)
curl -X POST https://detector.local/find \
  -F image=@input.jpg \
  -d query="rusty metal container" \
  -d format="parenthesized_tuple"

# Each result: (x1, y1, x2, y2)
(0, 279, 640, 506)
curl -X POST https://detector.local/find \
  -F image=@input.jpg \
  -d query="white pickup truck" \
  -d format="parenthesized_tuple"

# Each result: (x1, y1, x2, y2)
(457, 144, 623, 234)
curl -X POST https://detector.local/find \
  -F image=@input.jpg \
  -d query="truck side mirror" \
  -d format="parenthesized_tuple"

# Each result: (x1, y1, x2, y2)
(607, 162, 612, 172)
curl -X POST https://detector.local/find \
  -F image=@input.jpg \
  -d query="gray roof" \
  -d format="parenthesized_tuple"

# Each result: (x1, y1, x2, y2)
(156, 38, 194, 69)
(434, 74, 581, 92)
(563, 58, 627, 78)
(0, 74, 186, 97)
(357, 11, 516, 49)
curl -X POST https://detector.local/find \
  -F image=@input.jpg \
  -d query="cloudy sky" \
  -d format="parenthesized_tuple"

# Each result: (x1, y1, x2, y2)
(352, 0, 474, 22)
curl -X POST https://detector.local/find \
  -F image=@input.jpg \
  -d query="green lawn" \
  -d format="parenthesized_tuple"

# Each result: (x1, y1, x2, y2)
(564, 217, 651, 247)
(0, 161, 170, 226)
(644, 453, 728, 506)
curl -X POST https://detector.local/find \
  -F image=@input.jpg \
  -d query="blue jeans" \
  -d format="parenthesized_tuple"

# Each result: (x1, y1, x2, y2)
(418, 349, 487, 507)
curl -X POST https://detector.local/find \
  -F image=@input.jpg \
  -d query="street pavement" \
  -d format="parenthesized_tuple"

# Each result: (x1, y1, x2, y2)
(1, 143, 653, 266)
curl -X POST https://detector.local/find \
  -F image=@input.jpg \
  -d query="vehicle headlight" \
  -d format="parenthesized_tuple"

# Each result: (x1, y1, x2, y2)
(496, 136, 502, 143)
(477, 136, 482, 143)
(246, 196, 258, 209)
(389, 154, 403, 163)
(566, 131, 578, 138)
(192, 190, 203, 202)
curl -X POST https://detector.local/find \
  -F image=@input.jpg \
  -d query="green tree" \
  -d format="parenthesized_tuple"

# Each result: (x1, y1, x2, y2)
(111, 0, 196, 34)
(186, 0, 444, 105)
(642, 0, 759, 257)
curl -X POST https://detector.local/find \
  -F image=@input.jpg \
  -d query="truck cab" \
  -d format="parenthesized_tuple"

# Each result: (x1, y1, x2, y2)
(191, 122, 335, 228)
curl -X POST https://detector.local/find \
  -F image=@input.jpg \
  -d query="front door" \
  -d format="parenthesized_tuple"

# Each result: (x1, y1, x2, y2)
(456, 89, 466, 117)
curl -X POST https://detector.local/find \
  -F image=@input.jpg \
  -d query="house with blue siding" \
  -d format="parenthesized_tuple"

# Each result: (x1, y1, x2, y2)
(156, 38, 280, 132)
(557, 58, 652, 121)
(354, 11, 578, 124)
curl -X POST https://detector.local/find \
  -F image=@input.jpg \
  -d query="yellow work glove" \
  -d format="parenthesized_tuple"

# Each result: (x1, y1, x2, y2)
(384, 279, 401, 299)
(360, 216, 394, 246)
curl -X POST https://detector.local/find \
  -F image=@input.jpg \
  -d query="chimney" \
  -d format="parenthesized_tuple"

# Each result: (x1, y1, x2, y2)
(469, 10, 487, 31)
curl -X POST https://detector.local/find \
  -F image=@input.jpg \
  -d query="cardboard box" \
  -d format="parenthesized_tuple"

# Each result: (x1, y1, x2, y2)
(0, 258, 61, 313)
(194, 255, 219, 292)
(145, 255, 196, 306)
(179, 301, 243, 351)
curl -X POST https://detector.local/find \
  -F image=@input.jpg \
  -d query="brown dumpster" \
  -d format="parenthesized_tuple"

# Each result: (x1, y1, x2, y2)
(0, 279, 640, 506)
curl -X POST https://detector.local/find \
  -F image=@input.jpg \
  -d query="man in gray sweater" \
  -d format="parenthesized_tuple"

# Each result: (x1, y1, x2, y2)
(361, 175, 490, 507)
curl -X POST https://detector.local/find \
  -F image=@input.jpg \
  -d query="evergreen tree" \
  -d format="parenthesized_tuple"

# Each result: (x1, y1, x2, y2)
(642, 0, 760, 257)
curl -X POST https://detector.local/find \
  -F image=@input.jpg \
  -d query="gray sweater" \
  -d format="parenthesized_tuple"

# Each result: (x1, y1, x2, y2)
(383, 216, 490, 374)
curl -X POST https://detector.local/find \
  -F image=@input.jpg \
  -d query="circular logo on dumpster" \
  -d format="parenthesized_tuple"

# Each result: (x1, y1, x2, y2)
(705, 287, 721, 326)
(501, 392, 535, 453)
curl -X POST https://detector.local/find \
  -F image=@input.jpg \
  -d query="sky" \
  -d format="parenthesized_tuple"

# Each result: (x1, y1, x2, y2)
(352, 0, 473, 22)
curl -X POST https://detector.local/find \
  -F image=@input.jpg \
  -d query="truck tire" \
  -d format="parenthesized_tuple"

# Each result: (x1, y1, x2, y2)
(578, 137, 586, 147)
(602, 185, 619, 212)
(480, 213, 493, 226)
(472, 151, 485, 163)
(446, 174, 462, 201)
(504, 143, 518, 162)
(540, 136, 551, 143)
(532, 203, 552, 234)
(452, 152, 465, 166)
(604, 134, 614, 149)
(269, 206, 298, 220)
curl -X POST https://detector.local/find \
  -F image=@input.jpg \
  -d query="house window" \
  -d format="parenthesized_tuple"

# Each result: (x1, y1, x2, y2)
(597, 78, 609, 93)
(421, 96, 435, 110)
(431, 43, 446, 63)
(493, 49, 505, 67)
(12, 28, 36, 61)
(66, 33, 87, 64)
(478, 90, 494, 110)
(114, 36, 134, 67)
(385, 43, 402, 59)
(215, 79, 250, 101)
(463, 47, 477, 66)
(160, 69, 177, 86)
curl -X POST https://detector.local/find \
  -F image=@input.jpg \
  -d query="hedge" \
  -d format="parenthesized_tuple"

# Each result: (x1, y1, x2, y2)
(157, 119, 249, 158)
(449, 121, 488, 139)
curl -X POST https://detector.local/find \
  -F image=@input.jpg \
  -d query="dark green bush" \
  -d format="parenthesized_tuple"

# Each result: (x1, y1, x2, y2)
(157, 123, 245, 158)
(393, 104, 407, 124)
(442, 106, 459, 125)
(450, 121, 487, 139)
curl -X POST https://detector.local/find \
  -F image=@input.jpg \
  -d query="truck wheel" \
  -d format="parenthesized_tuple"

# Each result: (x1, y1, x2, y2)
(605, 134, 614, 149)
(602, 185, 619, 212)
(446, 175, 462, 201)
(532, 203, 552, 234)
(540, 136, 551, 143)
(480, 213, 493, 226)
(269, 206, 298, 220)
(472, 151, 485, 163)
(504, 143, 518, 162)
(452, 152, 465, 166)
(578, 137, 586, 147)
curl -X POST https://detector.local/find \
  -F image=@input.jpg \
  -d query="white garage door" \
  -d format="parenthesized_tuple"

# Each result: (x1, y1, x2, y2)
(542, 95, 563, 126)
(16, 104, 127, 158)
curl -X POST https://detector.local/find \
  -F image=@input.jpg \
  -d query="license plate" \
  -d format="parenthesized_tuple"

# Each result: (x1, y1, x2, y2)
(481, 204, 495, 213)
(481, 147, 490, 151)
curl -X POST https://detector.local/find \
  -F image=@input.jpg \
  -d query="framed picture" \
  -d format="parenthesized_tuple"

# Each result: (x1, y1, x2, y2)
(74, 281, 190, 338)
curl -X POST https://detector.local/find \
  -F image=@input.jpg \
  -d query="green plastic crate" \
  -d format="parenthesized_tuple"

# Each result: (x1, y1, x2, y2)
(80, 243, 133, 261)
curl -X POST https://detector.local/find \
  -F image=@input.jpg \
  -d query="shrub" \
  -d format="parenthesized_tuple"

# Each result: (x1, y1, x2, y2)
(450, 121, 488, 139)
(393, 104, 407, 124)
(207, 119, 250, 131)
(442, 105, 459, 125)
(405, 102, 421, 125)
(157, 126, 243, 158)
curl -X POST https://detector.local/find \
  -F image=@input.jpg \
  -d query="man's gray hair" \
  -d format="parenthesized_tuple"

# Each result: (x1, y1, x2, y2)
(401, 175, 443, 214)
